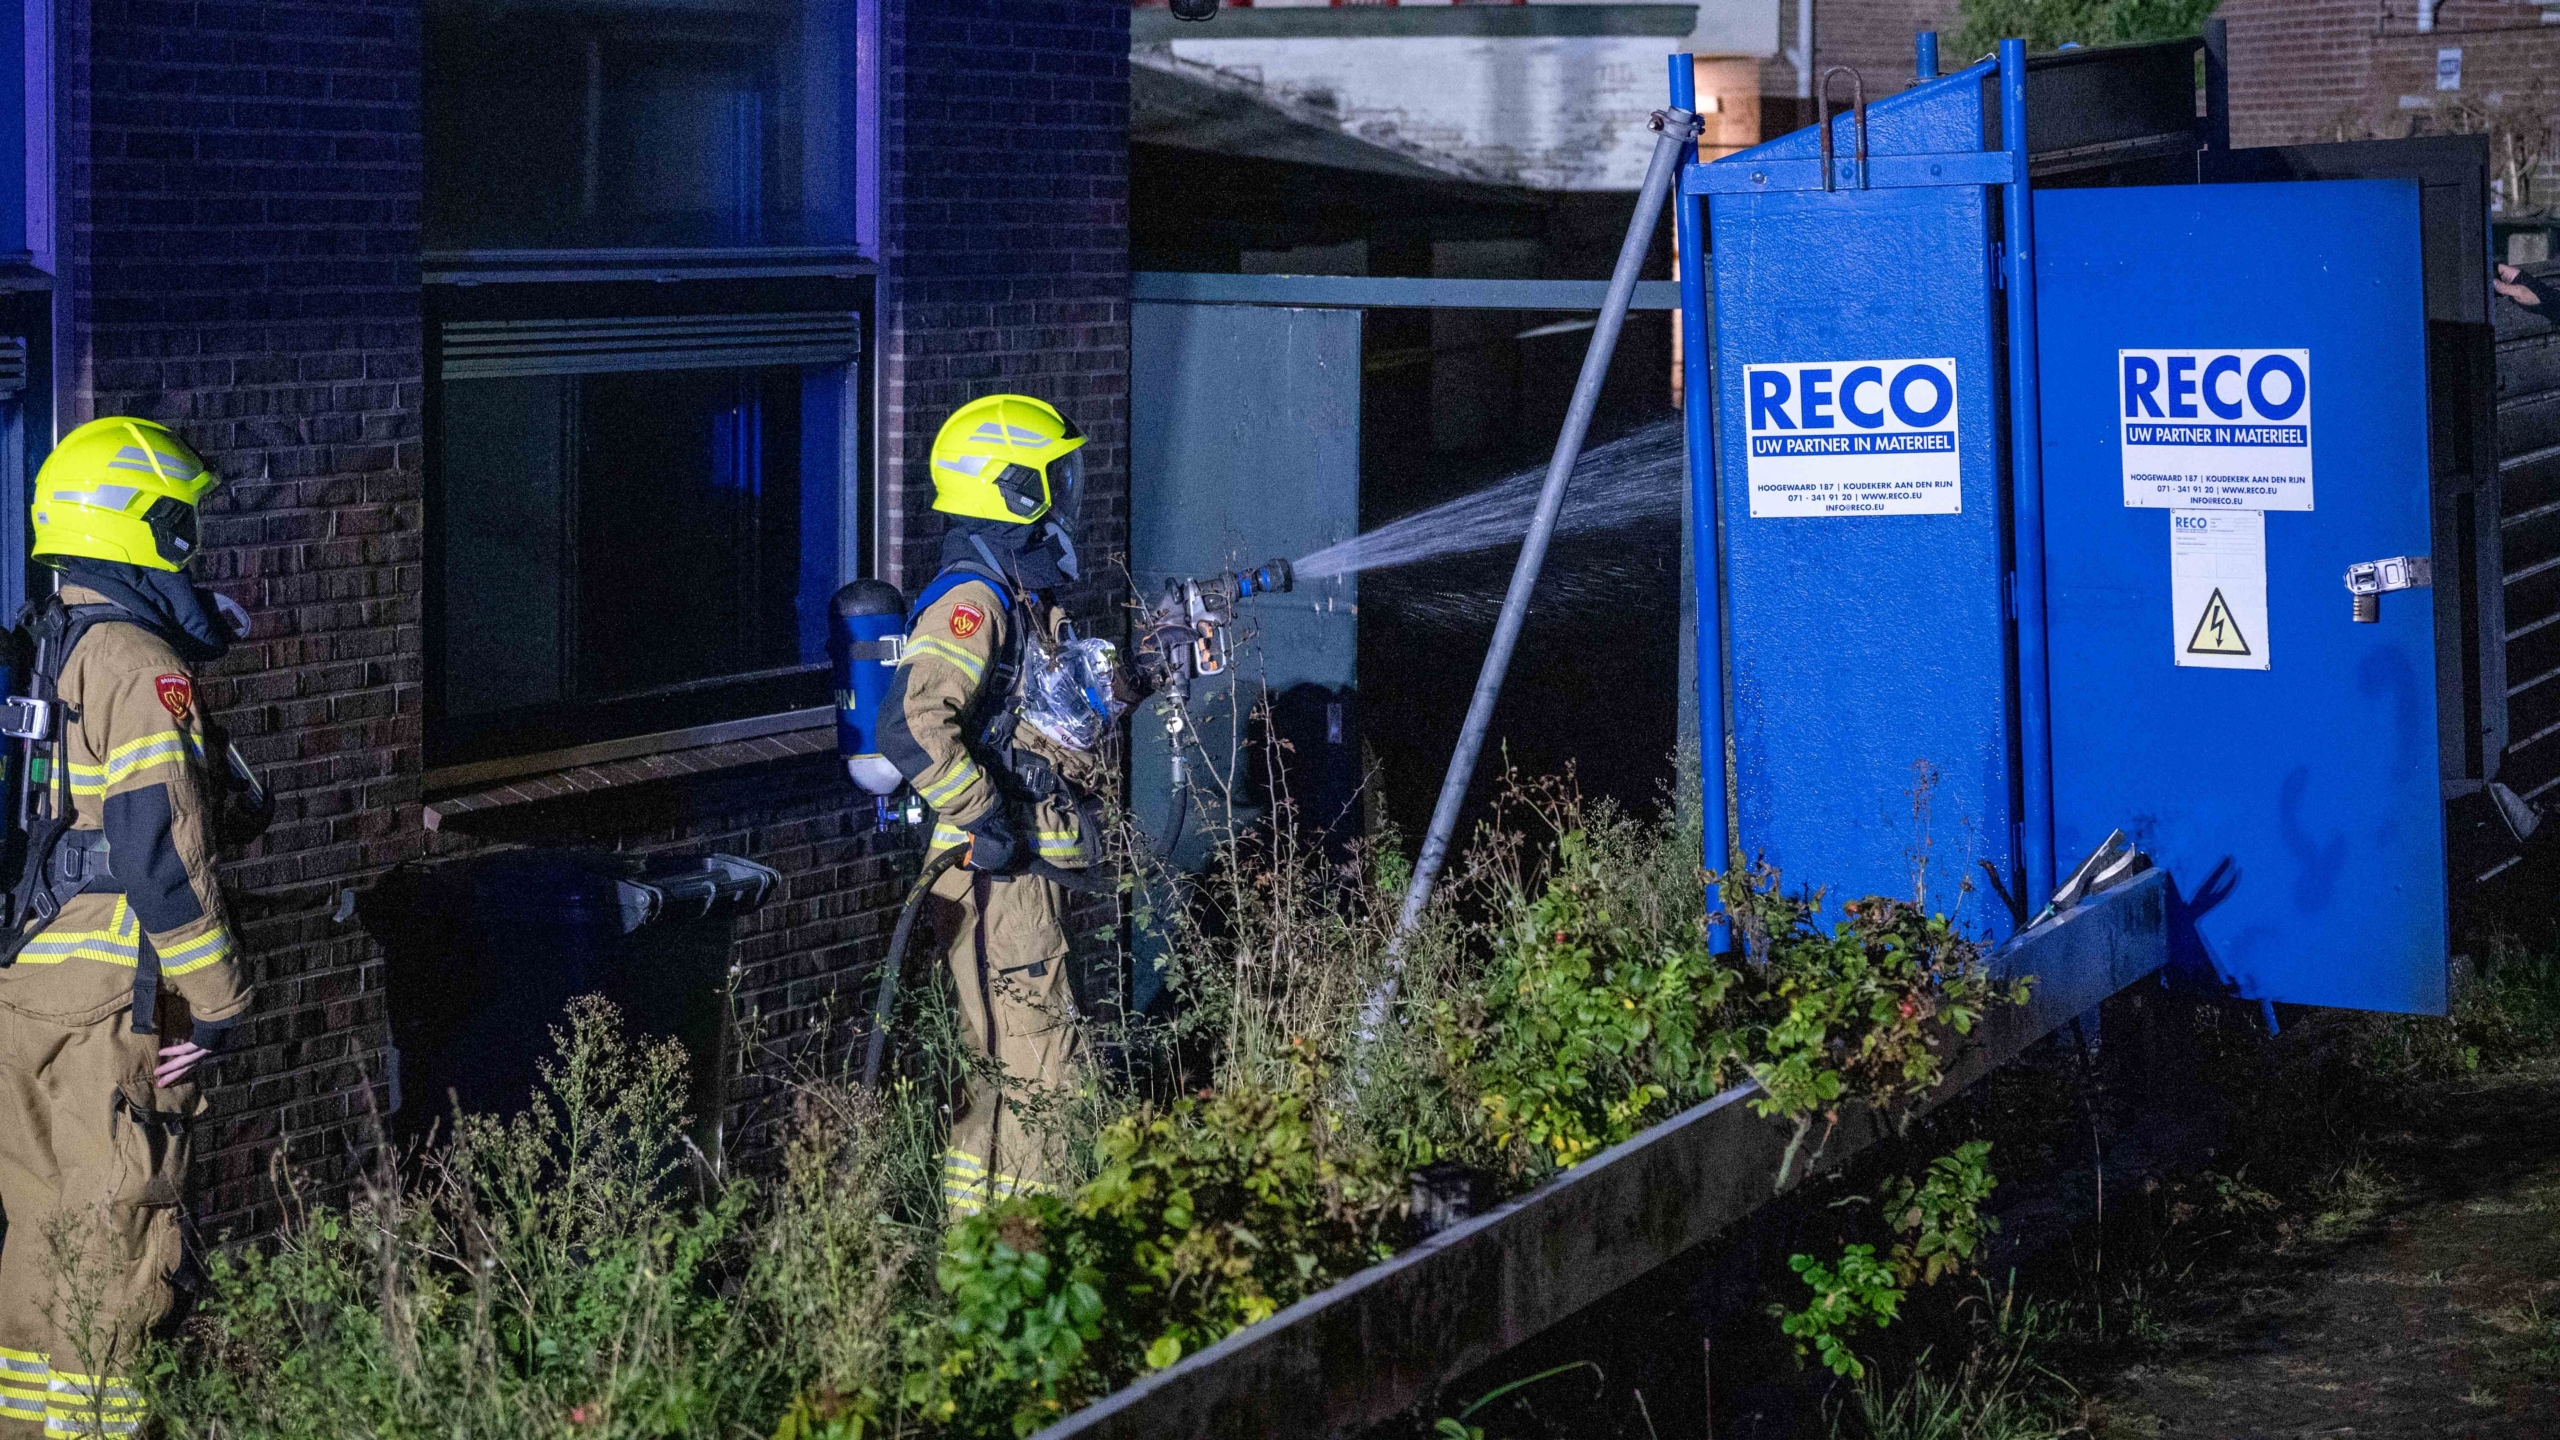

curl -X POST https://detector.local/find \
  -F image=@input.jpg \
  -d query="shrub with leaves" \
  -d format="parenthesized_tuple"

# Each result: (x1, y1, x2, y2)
(1076, 1070, 1407, 1365)
(149, 741, 2060, 1440)
(147, 998, 931, 1440)
(1882, 1140, 2001, 1287)
(917, 1063, 1410, 1433)
(1953, 0, 2218, 57)
(1440, 825, 1738, 1174)
(1781, 1243, 1906, 1379)
(922, 1196, 1117, 1437)
(1729, 874, 2031, 1186)
(1778, 1142, 2004, 1383)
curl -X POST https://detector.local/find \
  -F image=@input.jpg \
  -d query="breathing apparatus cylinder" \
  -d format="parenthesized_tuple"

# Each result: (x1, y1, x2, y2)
(829, 579, 909, 797)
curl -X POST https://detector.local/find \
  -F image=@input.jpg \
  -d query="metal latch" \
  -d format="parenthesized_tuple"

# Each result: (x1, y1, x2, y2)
(2344, 555, 2430, 623)
(841, 636, 903, 663)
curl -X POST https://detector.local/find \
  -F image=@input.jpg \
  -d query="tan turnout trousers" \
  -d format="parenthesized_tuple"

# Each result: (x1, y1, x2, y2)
(0, 586, 251, 1439)
(0, 1009, 196, 1439)
(932, 867, 1083, 1217)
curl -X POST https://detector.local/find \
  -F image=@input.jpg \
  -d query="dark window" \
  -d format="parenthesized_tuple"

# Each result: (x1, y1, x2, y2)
(423, 0, 870, 771)
(425, 0, 855, 250)
(431, 346, 852, 767)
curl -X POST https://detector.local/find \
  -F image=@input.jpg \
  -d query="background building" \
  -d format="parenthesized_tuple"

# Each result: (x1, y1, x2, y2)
(0, 0, 1134, 1236)
(2219, 0, 2559, 248)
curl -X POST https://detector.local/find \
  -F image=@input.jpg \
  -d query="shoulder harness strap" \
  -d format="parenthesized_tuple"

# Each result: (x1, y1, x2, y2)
(1, 599, 158, 969)
(908, 559, 1013, 626)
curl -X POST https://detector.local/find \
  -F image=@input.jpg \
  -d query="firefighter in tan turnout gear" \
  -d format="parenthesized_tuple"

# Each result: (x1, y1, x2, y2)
(885, 393, 1154, 1218)
(0, 417, 255, 1440)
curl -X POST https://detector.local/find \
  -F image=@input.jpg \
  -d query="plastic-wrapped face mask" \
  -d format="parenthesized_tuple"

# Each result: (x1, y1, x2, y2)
(1019, 633, 1126, 751)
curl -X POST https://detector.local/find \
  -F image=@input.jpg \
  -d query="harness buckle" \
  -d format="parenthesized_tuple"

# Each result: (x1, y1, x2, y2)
(0, 695, 57, 742)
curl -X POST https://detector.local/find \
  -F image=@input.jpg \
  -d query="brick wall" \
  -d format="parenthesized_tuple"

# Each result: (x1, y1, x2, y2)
(877, 2, 1132, 605)
(2221, 0, 2560, 193)
(1757, 0, 1963, 134)
(2218, 0, 2381, 145)
(50, 0, 1134, 1238)
(59, 0, 427, 1231)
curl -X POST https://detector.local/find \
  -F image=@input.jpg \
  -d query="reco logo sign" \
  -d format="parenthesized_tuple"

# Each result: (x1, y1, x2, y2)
(2117, 349, 2314, 511)
(1741, 358, 1961, 517)
(2120, 351, 2306, 425)
(1747, 359, 1956, 449)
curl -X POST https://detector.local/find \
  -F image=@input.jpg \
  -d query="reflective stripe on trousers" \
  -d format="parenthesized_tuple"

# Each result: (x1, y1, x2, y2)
(941, 1146, 1052, 1219)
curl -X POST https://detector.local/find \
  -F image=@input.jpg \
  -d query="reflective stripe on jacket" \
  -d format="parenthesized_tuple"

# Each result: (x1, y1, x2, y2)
(882, 568, 1095, 868)
(0, 584, 250, 1029)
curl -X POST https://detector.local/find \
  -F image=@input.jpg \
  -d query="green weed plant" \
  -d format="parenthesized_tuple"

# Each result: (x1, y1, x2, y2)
(1782, 1143, 2005, 1380)
(153, 751, 2040, 1440)
(1730, 873, 2031, 1187)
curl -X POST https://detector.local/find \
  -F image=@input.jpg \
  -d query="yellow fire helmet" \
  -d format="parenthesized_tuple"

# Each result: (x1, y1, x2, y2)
(31, 416, 220, 572)
(928, 393, 1086, 528)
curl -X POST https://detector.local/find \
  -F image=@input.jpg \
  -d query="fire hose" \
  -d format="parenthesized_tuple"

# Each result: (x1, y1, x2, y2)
(858, 843, 1122, 1089)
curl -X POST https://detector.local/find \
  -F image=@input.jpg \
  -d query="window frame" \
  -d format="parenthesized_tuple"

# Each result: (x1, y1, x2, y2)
(420, 269, 875, 779)
(416, 0, 880, 784)
(420, 0, 872, 255)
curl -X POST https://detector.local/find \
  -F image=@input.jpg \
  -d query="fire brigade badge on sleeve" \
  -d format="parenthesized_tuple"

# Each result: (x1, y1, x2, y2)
(156, 673, 193, 719)
(948, 604, 984, 640)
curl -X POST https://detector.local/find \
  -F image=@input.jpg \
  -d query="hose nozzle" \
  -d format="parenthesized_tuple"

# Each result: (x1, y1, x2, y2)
(1229, 559, 1293, 599)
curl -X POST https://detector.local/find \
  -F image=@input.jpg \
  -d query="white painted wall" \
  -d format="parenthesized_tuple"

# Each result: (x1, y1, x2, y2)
(1141, 3, 1781, 192)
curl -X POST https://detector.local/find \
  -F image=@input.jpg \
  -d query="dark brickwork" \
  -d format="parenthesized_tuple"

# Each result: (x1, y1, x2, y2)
(1757, 0, 1962, 136)
(50, 0, 1133, 1237)
(2217, 0, 2557, 205)
(60, 0, 427, 1232)
(877, 2, 1132, 605)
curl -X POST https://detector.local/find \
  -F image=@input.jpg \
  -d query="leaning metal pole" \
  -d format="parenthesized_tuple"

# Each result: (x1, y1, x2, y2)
(1360, 105, 1702, 1038)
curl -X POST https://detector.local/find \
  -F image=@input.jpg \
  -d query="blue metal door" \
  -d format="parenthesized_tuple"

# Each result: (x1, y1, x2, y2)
(2038, 179, 2445, 1015)
(1704, 65, 2017, 937)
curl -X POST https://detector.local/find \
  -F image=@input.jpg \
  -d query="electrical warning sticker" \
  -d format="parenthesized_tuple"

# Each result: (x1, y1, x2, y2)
(1742, 358, 1960, 517)
(2120, 349, 2312, 511)
(2171, 510, 2268, 670)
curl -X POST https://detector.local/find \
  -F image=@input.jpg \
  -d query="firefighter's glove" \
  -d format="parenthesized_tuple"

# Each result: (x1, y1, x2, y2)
(960, 810, 1020, 873)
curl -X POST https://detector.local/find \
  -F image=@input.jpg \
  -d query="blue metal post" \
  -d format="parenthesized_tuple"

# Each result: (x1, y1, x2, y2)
(1999, 38, 2054, 910)
(1671, 53, 1730, 939)
(1916, 30, 1938, 80)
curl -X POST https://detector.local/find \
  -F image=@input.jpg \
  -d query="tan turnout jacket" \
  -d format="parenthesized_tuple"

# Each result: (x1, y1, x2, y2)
(880, 572, 1096, 866)
(0, 583, 248, 1032)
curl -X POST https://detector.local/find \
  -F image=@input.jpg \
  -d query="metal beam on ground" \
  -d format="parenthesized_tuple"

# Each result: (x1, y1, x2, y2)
(1034, 870, 2172, 1440)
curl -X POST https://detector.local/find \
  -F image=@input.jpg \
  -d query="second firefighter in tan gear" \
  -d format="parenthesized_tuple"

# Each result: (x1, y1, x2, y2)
(891, 568, 1101, 1216)
(885, 393, 1119, 1218)
(0, 418, 253, 1439)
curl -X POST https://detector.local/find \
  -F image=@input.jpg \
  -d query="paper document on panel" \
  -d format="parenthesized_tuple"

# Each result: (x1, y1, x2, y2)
(2170, 510, 2268, 670)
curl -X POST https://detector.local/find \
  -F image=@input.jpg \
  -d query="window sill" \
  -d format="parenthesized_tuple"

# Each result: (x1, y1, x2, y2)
(423, 708, 835, 831)
(423, 247, 877, 286)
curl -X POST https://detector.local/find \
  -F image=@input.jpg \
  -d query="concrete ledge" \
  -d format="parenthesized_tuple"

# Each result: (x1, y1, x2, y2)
(1133, 6, 1700, 43)
(1035, 870, 2171, 1439)
(422, 713, 835, 830)
(1133, 272, 1686, 312)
